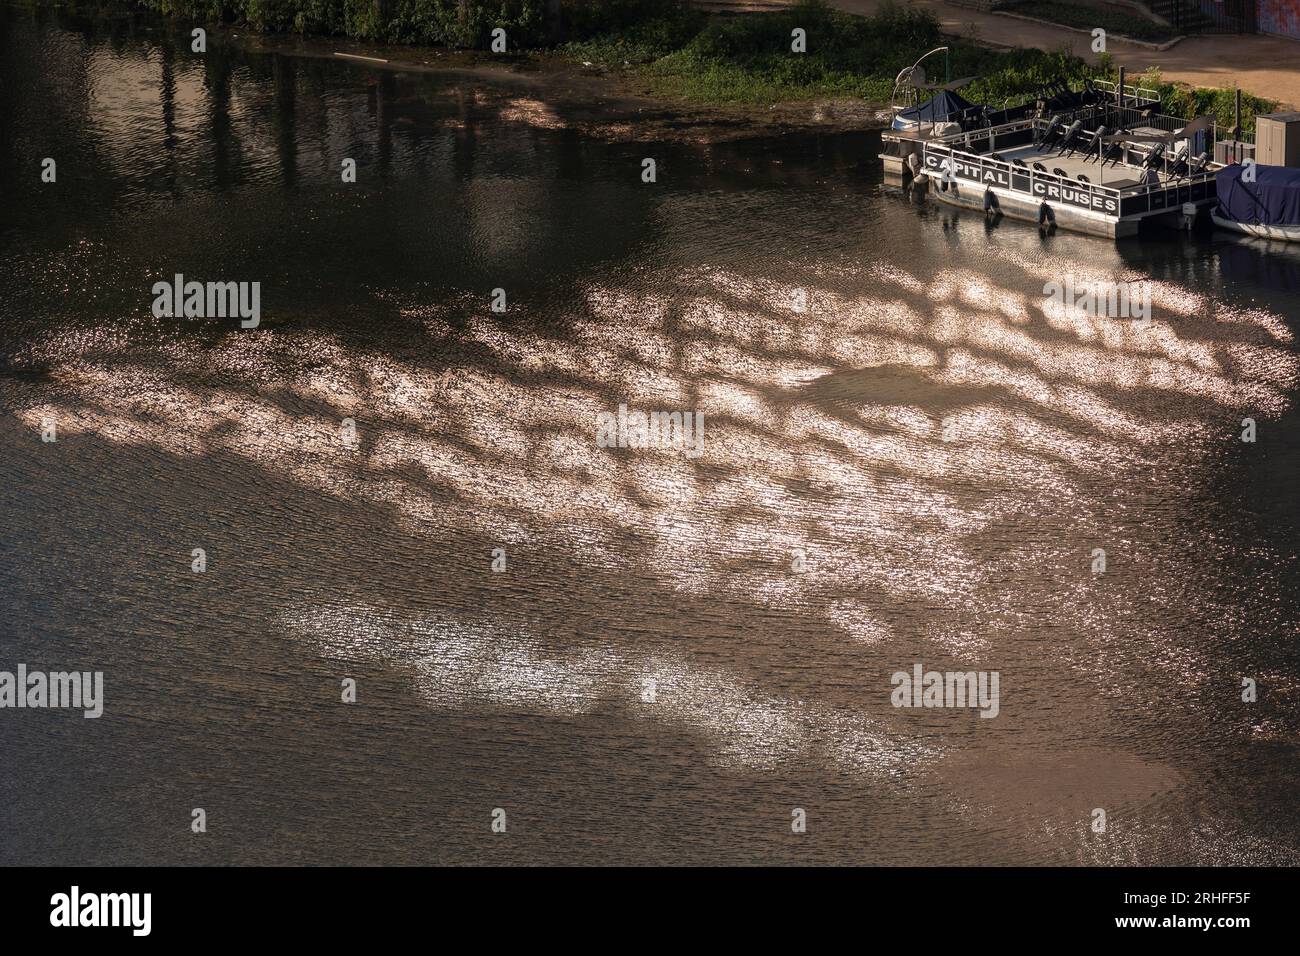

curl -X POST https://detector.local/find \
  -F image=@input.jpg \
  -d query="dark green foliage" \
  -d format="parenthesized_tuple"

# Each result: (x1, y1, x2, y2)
(1145, 69, 1273, 137)
(678, 0, 939, 78)
(133, 0, 550, 46)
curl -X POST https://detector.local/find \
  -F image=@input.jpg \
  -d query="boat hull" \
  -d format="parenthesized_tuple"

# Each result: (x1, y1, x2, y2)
(926, 175, 1144, 239)
(1210, 212, 1300, 242)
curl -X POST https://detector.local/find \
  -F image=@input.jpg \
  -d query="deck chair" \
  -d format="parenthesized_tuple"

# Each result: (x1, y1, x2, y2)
(1099, 134, 1128, 168)
(1011, 158, 1028, 168)
(1032, 161, 1048, 173)
(1165, 144, 1190, 179)
(990, 151, 1006, 163)
(1139, 143, 1166, 175)
(1076, 174, 1090, 183)
(1036, 116, 1064, 151)
(1074, 125, 1108, 160)
(1052, 167, 1069, 178)
(1054, 120, 1084, 155)
(1186, 151, 1210, 176)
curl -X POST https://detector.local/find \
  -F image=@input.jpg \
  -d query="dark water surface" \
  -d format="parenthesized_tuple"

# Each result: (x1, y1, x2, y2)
(2, 4, 1299, 865)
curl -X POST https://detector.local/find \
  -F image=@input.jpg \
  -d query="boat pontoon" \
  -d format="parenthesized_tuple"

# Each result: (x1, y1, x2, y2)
(880, 78, 1248, 239)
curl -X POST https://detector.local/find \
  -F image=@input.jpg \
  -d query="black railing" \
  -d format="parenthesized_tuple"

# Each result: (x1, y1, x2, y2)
(1104, 106, 1189, 135)
(1155, 0, 1258, 34)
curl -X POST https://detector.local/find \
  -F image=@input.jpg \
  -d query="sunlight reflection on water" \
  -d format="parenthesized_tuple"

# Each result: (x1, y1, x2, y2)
(3, 4, 1299, 865)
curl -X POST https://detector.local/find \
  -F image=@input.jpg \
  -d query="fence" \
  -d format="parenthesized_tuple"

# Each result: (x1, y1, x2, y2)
(1152, 0, 1259, 33)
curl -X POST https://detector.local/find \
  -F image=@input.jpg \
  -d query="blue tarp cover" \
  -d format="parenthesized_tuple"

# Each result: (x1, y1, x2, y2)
(894, 90, 974, 128)
(1216, 163, 1300, 226)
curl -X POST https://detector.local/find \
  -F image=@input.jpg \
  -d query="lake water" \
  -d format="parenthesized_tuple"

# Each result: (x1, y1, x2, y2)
(2, 3, 1298, 865)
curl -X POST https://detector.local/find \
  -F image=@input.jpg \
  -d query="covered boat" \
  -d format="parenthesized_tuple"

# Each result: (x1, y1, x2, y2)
(1212, 163, 1300, 241)
(892, 89, 976, 131)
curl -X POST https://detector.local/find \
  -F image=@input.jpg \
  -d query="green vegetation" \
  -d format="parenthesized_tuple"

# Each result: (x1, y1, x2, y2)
(1137, 67, 1272, 137)
(565, 1, 1275, 132)
(120, 0, 1274, 130)
(571, 1, 1102, 106)
(1010, 1, 1175, 43)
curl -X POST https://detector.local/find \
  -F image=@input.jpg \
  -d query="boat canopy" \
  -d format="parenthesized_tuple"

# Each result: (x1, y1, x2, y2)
(893, 90, 975, 130)
(1216, 163, 1300, 226)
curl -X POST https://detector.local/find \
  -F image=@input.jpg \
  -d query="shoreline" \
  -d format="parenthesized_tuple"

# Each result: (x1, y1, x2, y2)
(212, 23, 896, 144)
(22, 0, 1277, 137)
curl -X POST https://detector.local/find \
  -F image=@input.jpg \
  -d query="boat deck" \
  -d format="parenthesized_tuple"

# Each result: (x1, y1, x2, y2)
(998, 143, 1170, 192)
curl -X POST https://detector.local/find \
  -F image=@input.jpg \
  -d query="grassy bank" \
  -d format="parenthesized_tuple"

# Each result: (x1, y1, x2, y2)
(574, 2, 1103, 107)
(562, 1, 1274, 132)
(121, 0, 1275, 130)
